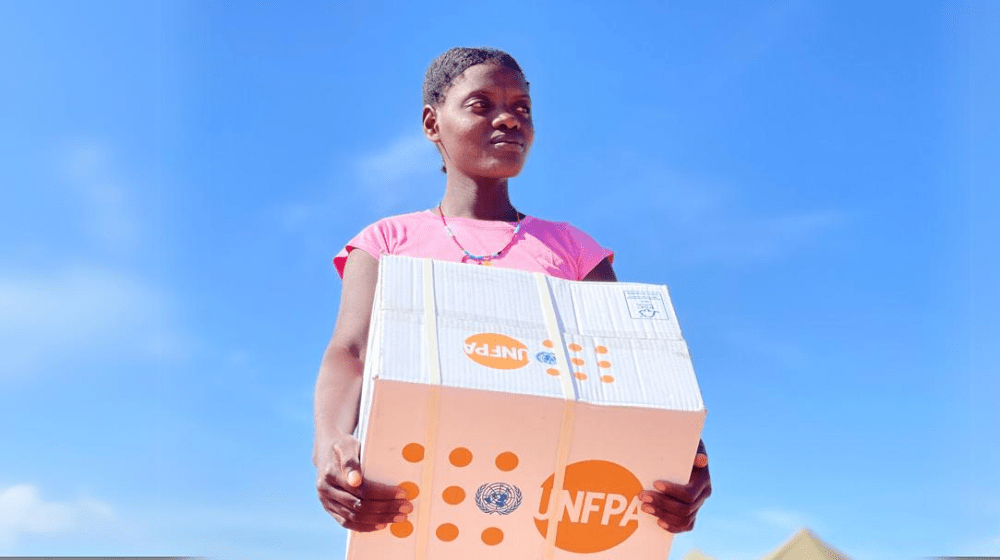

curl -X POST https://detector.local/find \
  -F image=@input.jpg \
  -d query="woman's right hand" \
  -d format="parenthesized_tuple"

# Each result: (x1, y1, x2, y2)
(315, 432, 413, 532)
(315, 250, 411, 531)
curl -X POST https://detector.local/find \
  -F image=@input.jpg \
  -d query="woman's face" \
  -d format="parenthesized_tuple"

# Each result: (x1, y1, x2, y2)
(425, 63, 534, 180)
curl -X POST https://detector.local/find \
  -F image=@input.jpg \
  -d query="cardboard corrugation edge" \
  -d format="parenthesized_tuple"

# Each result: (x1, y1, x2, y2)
(346, 255, 392, 560)
(355, 256, 388, 448)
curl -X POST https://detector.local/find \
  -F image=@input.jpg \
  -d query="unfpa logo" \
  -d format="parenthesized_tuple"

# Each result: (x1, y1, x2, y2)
(464, 335, 619, 385)
(463, 333, 529, 370)
(533, 460, 643, 553)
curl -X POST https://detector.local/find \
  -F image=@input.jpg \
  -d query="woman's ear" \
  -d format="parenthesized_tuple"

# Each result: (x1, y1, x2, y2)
(422, 105, 439, 142)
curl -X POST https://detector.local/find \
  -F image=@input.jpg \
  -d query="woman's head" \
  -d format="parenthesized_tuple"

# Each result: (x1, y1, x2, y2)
(422, 47, 528, 108)
(422, 47, 533, 179)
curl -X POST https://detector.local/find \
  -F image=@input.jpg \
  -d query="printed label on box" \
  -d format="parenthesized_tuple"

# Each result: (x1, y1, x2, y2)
(623, 291, 669, 320)
(533, 459, 643, 553)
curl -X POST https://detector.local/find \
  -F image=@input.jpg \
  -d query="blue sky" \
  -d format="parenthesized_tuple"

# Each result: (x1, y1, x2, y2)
(0, 1, 994, 559)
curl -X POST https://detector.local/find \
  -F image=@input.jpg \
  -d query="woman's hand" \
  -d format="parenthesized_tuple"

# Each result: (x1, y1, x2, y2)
(315, 433, 413, 532)
(315, 250, 410, 532)
(639, 441, 712, 533)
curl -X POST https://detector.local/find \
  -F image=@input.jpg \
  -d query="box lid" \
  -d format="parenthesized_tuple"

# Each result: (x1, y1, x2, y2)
(366, 256, 704, 412)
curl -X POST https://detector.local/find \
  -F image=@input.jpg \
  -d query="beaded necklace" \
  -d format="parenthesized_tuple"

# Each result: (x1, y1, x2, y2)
(437, 204, 523, 265)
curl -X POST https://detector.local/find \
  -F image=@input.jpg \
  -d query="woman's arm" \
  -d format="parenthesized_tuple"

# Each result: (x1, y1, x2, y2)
(582, 256, 618, 281)
(314, 249, 412, 532)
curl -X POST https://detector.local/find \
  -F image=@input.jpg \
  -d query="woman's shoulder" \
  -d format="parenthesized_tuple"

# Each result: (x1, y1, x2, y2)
(363, 209, 437, 230)
(335, 209, 437, 278)
(522, 214, 614, 274)
(523, 215, 599, 242)
(350, 208, 443, 254)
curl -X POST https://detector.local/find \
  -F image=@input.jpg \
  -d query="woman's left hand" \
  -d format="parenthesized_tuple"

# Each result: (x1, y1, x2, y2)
(639, 441, 712, 533)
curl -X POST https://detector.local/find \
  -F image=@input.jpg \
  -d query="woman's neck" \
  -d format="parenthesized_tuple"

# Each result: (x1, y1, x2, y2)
(438, 176, 519, 221)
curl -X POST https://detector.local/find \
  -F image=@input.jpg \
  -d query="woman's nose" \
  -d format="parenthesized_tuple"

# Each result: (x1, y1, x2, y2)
(493, 110, 520, 130)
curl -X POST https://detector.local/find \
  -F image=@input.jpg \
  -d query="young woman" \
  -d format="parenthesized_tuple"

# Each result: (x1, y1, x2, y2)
(314, 47, 711, 536)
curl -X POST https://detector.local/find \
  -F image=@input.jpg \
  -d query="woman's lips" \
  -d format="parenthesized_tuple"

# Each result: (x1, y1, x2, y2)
(491, 137, 524, 150)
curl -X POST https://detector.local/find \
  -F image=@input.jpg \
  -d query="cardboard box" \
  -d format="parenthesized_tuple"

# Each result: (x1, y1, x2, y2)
(347, 256, 706, 560)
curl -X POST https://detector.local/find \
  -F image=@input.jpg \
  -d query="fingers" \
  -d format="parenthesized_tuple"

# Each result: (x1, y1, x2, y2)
(360, 478, 409, 501)
(347, 469, 363, 487)
(332, 454, 408, 499)
(694, 452, 709, 469)
(320, 496, 412, 527)
(658, 517, 696, 533)
(640, 486, 707, 533)
(642, 459, 713, 534)
(318, 484, 408, 514)
(642, 498, 696, 532)
(317, 481, 413, 531)
(339, 451, 364, 490)
(315, 438, 364, 500)
(320, 500, 405, 532)
(644, 479, 711, 512)
(653, 467, 711, 503)
(316, 435, 414, 531)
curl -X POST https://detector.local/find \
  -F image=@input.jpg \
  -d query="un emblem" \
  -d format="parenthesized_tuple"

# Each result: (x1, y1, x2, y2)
(475, 482, 522, 515)
(535, 351, 557, 365)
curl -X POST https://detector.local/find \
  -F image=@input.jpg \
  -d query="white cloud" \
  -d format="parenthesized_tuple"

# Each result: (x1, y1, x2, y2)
(277, 134, 441, 242)
(357, 134, 439, 186)
(355, 134, 441, 211)
(591, 165, 846, 265)
(59, 139, 141, 253)
(0, 484, 114, 547)
(0, 265, 185, 377)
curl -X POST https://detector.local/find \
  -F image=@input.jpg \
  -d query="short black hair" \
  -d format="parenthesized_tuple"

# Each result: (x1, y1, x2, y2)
(422, 47, 528, 107)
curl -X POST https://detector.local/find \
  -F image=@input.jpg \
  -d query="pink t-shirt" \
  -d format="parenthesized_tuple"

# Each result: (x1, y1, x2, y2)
(334, 210, 613, 281)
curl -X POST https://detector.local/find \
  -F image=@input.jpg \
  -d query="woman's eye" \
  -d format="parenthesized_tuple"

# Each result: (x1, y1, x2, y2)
(518, 105, 531, 115)
(470, 100, 490, 110)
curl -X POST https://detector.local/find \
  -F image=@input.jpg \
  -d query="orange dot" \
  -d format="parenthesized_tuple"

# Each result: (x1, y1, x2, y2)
(399, 481, 419, 500)
(568, 343, 583, 352)
(574, 372, 588, 380)
(402, 443, 424, 462)
(482, 527, 504, 545)
(598, 360, 612, 368)
(546, 368, 560, 376)
(542, 339, 554, 348)
(442, 486, 465, 505)
(390, 520, 413, 538)
(571, 357, 585, 366)
(595, 345, 609, 354)
(495, 451, 519, 471)
(601, 375, 615, 383)
(449, 447, 473, 467)
(436, 523, 459, 542)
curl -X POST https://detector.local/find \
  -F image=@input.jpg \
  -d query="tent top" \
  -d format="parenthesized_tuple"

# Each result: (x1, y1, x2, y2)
(761, 528, 851, 560)
(681, 548, 720, 560)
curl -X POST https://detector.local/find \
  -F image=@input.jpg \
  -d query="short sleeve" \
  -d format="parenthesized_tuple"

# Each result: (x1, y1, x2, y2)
(566, 224, 613, 280)
(333, 222, 388, 279)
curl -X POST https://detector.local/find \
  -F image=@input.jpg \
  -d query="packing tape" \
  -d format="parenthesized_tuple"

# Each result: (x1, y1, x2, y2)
(534, 272, 576, 560)
(415, 259, 441, 560)
(423, 259, 442, 386)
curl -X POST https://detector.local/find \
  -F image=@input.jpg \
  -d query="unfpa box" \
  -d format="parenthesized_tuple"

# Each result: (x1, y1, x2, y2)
(347, 256, 706, 560)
